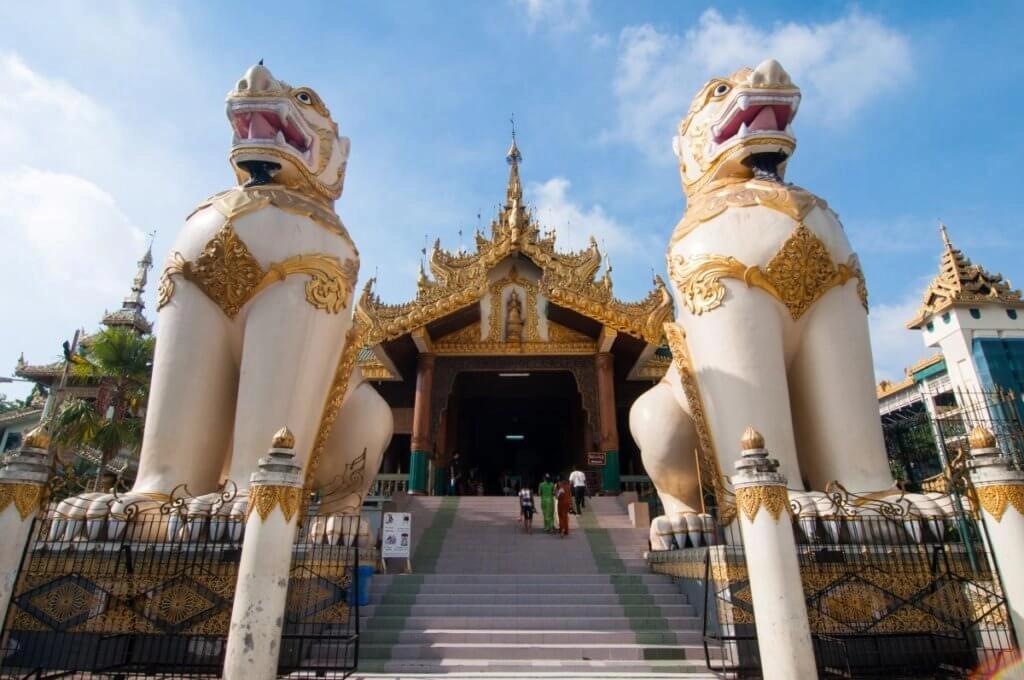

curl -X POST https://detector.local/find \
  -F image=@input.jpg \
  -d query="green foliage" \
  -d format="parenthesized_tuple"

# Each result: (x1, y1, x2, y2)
(52, 327, 154, 490)
(0, 393, 25, 414)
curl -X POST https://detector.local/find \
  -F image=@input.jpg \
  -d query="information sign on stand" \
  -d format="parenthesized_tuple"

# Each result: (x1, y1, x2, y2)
(381, 512, 412, 573)
(587, 451, 606, 467)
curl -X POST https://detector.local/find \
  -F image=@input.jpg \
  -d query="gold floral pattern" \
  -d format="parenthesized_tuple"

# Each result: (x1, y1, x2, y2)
(976, 484, 1024, 522)
(0, 482, 44, 520)
(669, 224, 868, 320)
(157, 223, 357, 319)
(247, 484, 303, 522)
(735, 484, 789, 522)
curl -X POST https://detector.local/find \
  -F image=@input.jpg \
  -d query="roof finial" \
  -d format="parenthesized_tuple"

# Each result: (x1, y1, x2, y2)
(505, 117, 523, 206)
(939, 220, 952, 248)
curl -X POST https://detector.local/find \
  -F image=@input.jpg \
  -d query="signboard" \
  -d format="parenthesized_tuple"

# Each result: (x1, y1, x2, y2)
(381, 512, 412, 559)
(587, 451, 606, 467)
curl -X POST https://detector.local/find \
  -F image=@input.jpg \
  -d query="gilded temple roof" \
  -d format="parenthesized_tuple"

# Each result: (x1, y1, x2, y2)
(906, 224, 1023, 329)
(356, 141, 673, 348)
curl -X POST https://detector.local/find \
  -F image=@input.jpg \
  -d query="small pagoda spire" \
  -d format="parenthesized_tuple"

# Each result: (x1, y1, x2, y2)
(102, 236, 154, 334)
(939, 220, 952, 249)
(505, 116, 523, 207)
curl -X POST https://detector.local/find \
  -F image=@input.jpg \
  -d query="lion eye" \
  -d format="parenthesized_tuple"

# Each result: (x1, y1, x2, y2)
(296, 91, 312, 104)
(713, 83, 730, 97)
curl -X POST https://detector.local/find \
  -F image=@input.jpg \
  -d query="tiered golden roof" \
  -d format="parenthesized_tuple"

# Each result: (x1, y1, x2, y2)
(356, 141, 673, 347)
(906, 224, 1023, 329)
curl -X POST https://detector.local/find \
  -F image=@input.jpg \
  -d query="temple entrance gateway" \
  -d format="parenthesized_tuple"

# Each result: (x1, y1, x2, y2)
(445, 370, 584, 494)
(355, 137, 675, 495)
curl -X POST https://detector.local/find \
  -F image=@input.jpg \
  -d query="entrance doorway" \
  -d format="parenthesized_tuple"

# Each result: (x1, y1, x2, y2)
(445, 371, 585, 494)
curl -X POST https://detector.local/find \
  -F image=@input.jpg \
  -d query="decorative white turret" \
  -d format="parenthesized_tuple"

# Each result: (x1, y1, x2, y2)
(102, 239, 154, 335)
(906, 223, 1024, 395)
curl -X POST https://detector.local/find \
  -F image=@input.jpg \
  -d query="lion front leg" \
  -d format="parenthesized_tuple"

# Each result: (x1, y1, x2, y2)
(310, 373, 394, 547)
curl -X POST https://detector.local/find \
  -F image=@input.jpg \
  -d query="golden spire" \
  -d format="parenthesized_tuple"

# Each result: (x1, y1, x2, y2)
(505, 122, 523, 207)
(968, 425, 996, 450)
(740, 426, 765, 451)
(271, 426, 295, 449)
(906, 222, 1023, 329)
(22, 423, 51, 449)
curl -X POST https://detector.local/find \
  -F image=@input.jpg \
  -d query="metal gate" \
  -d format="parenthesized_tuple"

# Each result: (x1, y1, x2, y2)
(0, 492, 360, 678)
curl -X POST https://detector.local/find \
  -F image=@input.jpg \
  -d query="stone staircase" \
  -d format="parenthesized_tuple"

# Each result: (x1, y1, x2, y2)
(355, 495, 714, 677)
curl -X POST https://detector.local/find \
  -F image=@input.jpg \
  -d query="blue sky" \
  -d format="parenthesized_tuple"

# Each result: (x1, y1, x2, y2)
(2, 0, 1022, 399)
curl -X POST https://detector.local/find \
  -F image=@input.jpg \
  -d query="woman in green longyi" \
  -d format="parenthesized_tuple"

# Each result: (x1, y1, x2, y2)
(538, 474, 555, 533)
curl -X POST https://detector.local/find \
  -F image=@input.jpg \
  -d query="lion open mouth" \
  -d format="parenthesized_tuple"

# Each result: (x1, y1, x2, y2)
(230, 106, 310, 155)
(712, 94, 799, 145)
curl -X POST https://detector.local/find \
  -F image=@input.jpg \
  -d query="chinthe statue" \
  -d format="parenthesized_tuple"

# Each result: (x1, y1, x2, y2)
(54, 63, 393, 544)
(629, 59, 898, 544)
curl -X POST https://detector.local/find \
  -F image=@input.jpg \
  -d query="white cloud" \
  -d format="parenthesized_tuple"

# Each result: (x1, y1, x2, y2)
(513, 0, 590, 33)
(529, 176, 642, 258)
(590, 33, 611, 49)
(609, 9, 912, 158)
(868, 291, 931, 382)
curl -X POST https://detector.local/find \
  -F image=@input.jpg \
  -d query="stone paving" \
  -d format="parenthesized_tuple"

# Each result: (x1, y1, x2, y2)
(354, 495, 714, 677)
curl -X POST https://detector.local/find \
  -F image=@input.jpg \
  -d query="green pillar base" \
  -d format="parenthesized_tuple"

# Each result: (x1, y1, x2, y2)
(409, 450, 430, 495)
(602, 450, 620, 494)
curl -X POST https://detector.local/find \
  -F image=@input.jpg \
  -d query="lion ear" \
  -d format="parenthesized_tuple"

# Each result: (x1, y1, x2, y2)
(671, 135, 683, 160)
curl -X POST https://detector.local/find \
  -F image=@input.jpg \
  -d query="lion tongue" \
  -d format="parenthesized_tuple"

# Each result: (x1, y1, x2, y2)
(248, 112, 278, 140)
(748, 106, 779, 132)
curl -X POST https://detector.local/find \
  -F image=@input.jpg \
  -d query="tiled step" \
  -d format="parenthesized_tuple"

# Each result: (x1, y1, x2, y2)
(359, 658, 717, 674)
(363, 615, 701, 631)
(358, 629, 702, 646)
(368, 592, 684, 605)
(361, 603, 696, 618)
(372, 573, 669, 585)
(369, 582, 681, 596)
(356, 641, 709, 661)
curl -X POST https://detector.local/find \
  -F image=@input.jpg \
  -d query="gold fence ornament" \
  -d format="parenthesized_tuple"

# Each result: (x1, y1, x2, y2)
(976, 484, 1024, 522)
(0, 482, 44, 520)
(247, 484, 303, 522)
(735, 484, 789, 522)
(157, 223, 357, 318)
(669, 223, 868, 320)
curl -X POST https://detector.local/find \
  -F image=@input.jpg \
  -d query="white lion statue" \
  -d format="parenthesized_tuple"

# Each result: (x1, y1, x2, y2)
(53, 63, 392, 545)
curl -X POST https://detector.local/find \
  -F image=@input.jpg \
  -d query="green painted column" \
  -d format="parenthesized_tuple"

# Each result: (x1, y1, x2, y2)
(408, 353, 436, 496)
(432, 462, 448, 496)
(602, 450, 620, 494)
(595, 352, 621, 495)
(409, 451, 430, 495)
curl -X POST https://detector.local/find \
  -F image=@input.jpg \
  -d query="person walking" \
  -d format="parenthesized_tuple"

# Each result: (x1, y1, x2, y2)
(569, 466, 587, 514)
(538, 474, 556, 534)
(518, 484, 535, 533)
(556, 477, 572, 537)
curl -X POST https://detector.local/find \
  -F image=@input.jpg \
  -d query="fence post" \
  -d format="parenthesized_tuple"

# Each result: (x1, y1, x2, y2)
(0, 425, 52, 620)
(224, 427, 303, 680)
(732, 426, 817, 680)
(967, 425, 1024, 647)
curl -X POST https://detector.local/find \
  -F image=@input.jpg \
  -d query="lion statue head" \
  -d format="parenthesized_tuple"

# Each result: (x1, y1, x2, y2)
(227, 62, 350, 205)
(673, 59, 801, 196)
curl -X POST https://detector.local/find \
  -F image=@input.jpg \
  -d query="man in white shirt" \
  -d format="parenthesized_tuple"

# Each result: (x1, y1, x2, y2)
(569, 467, 587, 514)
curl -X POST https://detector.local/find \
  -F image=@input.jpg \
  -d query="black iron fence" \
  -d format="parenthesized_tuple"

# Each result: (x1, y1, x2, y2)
(0, 490, 361, 678)
(649, 487, 1018, 678)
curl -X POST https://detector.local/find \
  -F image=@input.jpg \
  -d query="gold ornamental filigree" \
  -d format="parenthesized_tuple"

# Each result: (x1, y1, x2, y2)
(976, 484, 1024, 522)
(663, 322, 725, 514)
(305, 322, 364, 487)
(247, 484, 303, 522)
(671, 179, 832, 248)
(158, 223, 357, 318)
(669, 224, 868, 320)
(486, 266, 540, 342)
(0, 482, 45, 520)
(433, 320, 596, 355)
(735, 484, 790, 522)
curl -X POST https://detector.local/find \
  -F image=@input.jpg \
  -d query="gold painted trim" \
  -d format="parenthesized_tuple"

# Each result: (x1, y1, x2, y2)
(976, 484, 1024, 522)
(671, 179, 831, 248)
(736, 485, 789, 522)
(664, 322, 726, 518)
(189, 186, 355, 251)
(669, 224, 868, 320)
(305, 323, 364, 487)
(0, 482, 44, 520)
(157, 223, 357, 318)
(247, 484, 303, 522)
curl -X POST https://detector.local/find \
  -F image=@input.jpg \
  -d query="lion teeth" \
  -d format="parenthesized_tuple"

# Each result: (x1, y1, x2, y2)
(785, 124, 793, 136)
(276, 130, 286, 144)
(738, 122, 749, 138)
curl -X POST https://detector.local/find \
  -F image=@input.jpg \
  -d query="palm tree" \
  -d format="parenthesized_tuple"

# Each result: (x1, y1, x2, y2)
(52, 327, 155, 490)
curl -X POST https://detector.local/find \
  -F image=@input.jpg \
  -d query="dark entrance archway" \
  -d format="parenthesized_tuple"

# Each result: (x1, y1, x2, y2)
(444, 370, 586, 494)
